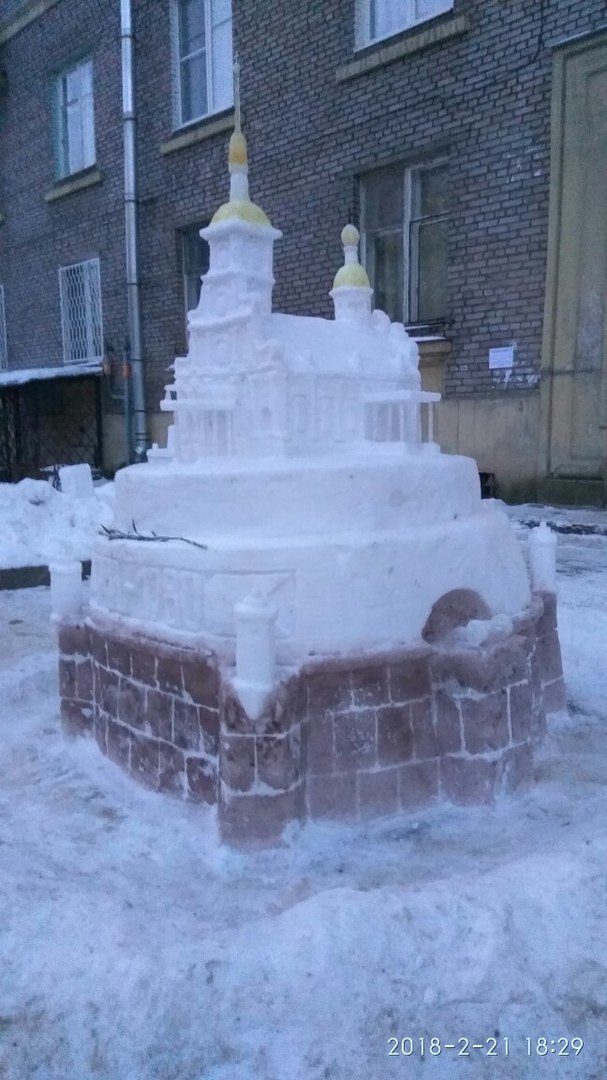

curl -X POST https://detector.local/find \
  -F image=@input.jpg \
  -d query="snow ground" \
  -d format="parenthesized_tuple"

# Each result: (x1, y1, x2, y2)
(0, 519, 606, 1079)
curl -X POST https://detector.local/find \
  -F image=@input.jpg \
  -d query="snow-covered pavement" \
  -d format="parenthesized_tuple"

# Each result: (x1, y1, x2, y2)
(0, 521, 606, 1080)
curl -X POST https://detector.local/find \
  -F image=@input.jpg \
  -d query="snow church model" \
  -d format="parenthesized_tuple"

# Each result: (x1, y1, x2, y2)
(56, 115, 565, 845)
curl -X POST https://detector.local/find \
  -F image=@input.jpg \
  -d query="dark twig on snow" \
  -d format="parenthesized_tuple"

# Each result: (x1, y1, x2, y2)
(100, 521, 208, 550)
(519, 519, 607, 538)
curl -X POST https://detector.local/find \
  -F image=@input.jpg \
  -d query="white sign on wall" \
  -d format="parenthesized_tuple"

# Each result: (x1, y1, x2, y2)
(489, 345, 515, 370)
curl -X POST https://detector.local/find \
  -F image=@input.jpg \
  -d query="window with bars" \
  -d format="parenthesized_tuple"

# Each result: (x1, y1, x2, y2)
(56, 59, 96, 178)
(356, 0, 453, 46)
(59, 259, 103, 364)
(180, 223, 210, 323)
(0, 286, 7, 370)
(361, 160, 450, 331)
(171, 0, 233, 128)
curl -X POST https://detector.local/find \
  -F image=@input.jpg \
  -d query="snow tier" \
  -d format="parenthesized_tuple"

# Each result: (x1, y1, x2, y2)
(94, 459, 530, 663)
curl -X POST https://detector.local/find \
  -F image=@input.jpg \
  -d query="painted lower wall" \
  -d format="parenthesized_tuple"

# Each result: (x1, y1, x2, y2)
(436, 394, 541, 502)
(422, 347, 541, 502)
(103, 411, 171, 474)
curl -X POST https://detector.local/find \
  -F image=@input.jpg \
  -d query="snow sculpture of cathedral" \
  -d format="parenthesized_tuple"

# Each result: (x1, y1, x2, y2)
(94, 122, 531, 662)
(57, 103, 565, 845)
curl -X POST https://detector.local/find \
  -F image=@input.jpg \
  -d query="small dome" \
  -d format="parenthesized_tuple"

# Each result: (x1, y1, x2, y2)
(341, 224, 360, 246)
(332, 262, 371, 289)
(211, 199, 271, 226)
(332, 222, 369, 288)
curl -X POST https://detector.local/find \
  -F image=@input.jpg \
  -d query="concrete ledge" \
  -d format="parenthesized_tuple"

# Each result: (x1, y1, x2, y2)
(336, 14, 469, 82)
(160, 111, 235, 156)
(0, 560, 91, 591)
(0, 0, 61, 43)
(44, 169, 104, 204)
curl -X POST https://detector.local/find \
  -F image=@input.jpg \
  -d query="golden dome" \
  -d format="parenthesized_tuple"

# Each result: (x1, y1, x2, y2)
(332, 262, 371, 289)
(211, 199, 271, 226)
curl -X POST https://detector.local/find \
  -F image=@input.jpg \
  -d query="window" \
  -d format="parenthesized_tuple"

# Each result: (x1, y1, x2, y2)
(0, 286, 7, 370)
(172, 0, 233, 127)
(59, 258, 103, 364)
(181, 223, 210, 320)
(361, 160, 450, 329)
(356, 0, 453, 47)
(56, 59, 96, 178)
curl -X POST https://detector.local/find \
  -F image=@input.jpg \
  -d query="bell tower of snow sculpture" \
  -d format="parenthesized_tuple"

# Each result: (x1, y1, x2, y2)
(330, 224, 373, 325)
(161, 64, 283, 463)
(190, 118, 282, 325)
(61, 85, 566, 846)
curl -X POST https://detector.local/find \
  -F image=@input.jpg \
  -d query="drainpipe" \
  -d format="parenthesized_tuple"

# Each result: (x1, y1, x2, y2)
(121, 0, 148, 462)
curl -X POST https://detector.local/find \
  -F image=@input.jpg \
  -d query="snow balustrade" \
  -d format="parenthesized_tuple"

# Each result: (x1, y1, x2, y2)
(152, 383, 441, 460)
(363, 389, 441, 447)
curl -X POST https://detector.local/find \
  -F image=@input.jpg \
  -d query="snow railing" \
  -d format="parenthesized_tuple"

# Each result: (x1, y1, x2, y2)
(363, 389, 441, 446)
(174, 405, 235, 459)
(159, 377, 236, 458)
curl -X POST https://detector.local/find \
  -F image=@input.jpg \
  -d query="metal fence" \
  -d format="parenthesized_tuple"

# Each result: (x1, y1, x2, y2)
(0, 375, 103, 481)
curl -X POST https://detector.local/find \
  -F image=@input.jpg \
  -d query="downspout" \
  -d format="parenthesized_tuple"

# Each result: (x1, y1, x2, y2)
(120, 0, 148, 461)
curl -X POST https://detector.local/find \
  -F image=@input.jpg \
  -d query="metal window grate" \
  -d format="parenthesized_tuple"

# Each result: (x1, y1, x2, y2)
(59, 258, 103, 364)
(0, 286, 7, 370)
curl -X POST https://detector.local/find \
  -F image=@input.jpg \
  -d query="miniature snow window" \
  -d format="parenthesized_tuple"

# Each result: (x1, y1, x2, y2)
(171, 0, 233, 127)
(202, 409, 234, 454)
(361, 159, 450, 330)
(181, 223, 210, 320)
(356, 0, 453, 47)
(59, 258, 103, 364)
(0, 286, 7, 370)
(56, 59, 95, 178)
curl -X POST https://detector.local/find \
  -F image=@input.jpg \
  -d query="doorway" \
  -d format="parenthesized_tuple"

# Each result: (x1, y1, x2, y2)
(540, 31, 607, 505)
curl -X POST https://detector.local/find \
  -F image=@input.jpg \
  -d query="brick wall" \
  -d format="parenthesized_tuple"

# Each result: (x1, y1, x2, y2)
(58, 621, 220, 802)
(57, 592, 565, 846)
(1, 0, 606, 433)
(0, 0, 126, 375)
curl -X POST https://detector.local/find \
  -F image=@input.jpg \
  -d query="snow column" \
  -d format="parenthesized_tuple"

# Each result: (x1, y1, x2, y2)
(528, 522, 557, 592)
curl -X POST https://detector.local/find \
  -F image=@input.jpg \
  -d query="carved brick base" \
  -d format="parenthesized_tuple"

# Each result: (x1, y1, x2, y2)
(57, 591, 565, 846)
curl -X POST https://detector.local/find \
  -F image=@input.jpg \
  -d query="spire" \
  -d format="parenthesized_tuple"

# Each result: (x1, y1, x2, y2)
(211, 56, 271, 227)
(228, 53, 248, 181)
(234, 52, 242, 130)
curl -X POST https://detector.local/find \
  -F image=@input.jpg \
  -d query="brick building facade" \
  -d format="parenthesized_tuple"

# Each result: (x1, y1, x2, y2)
(1, 0, 606, 500)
